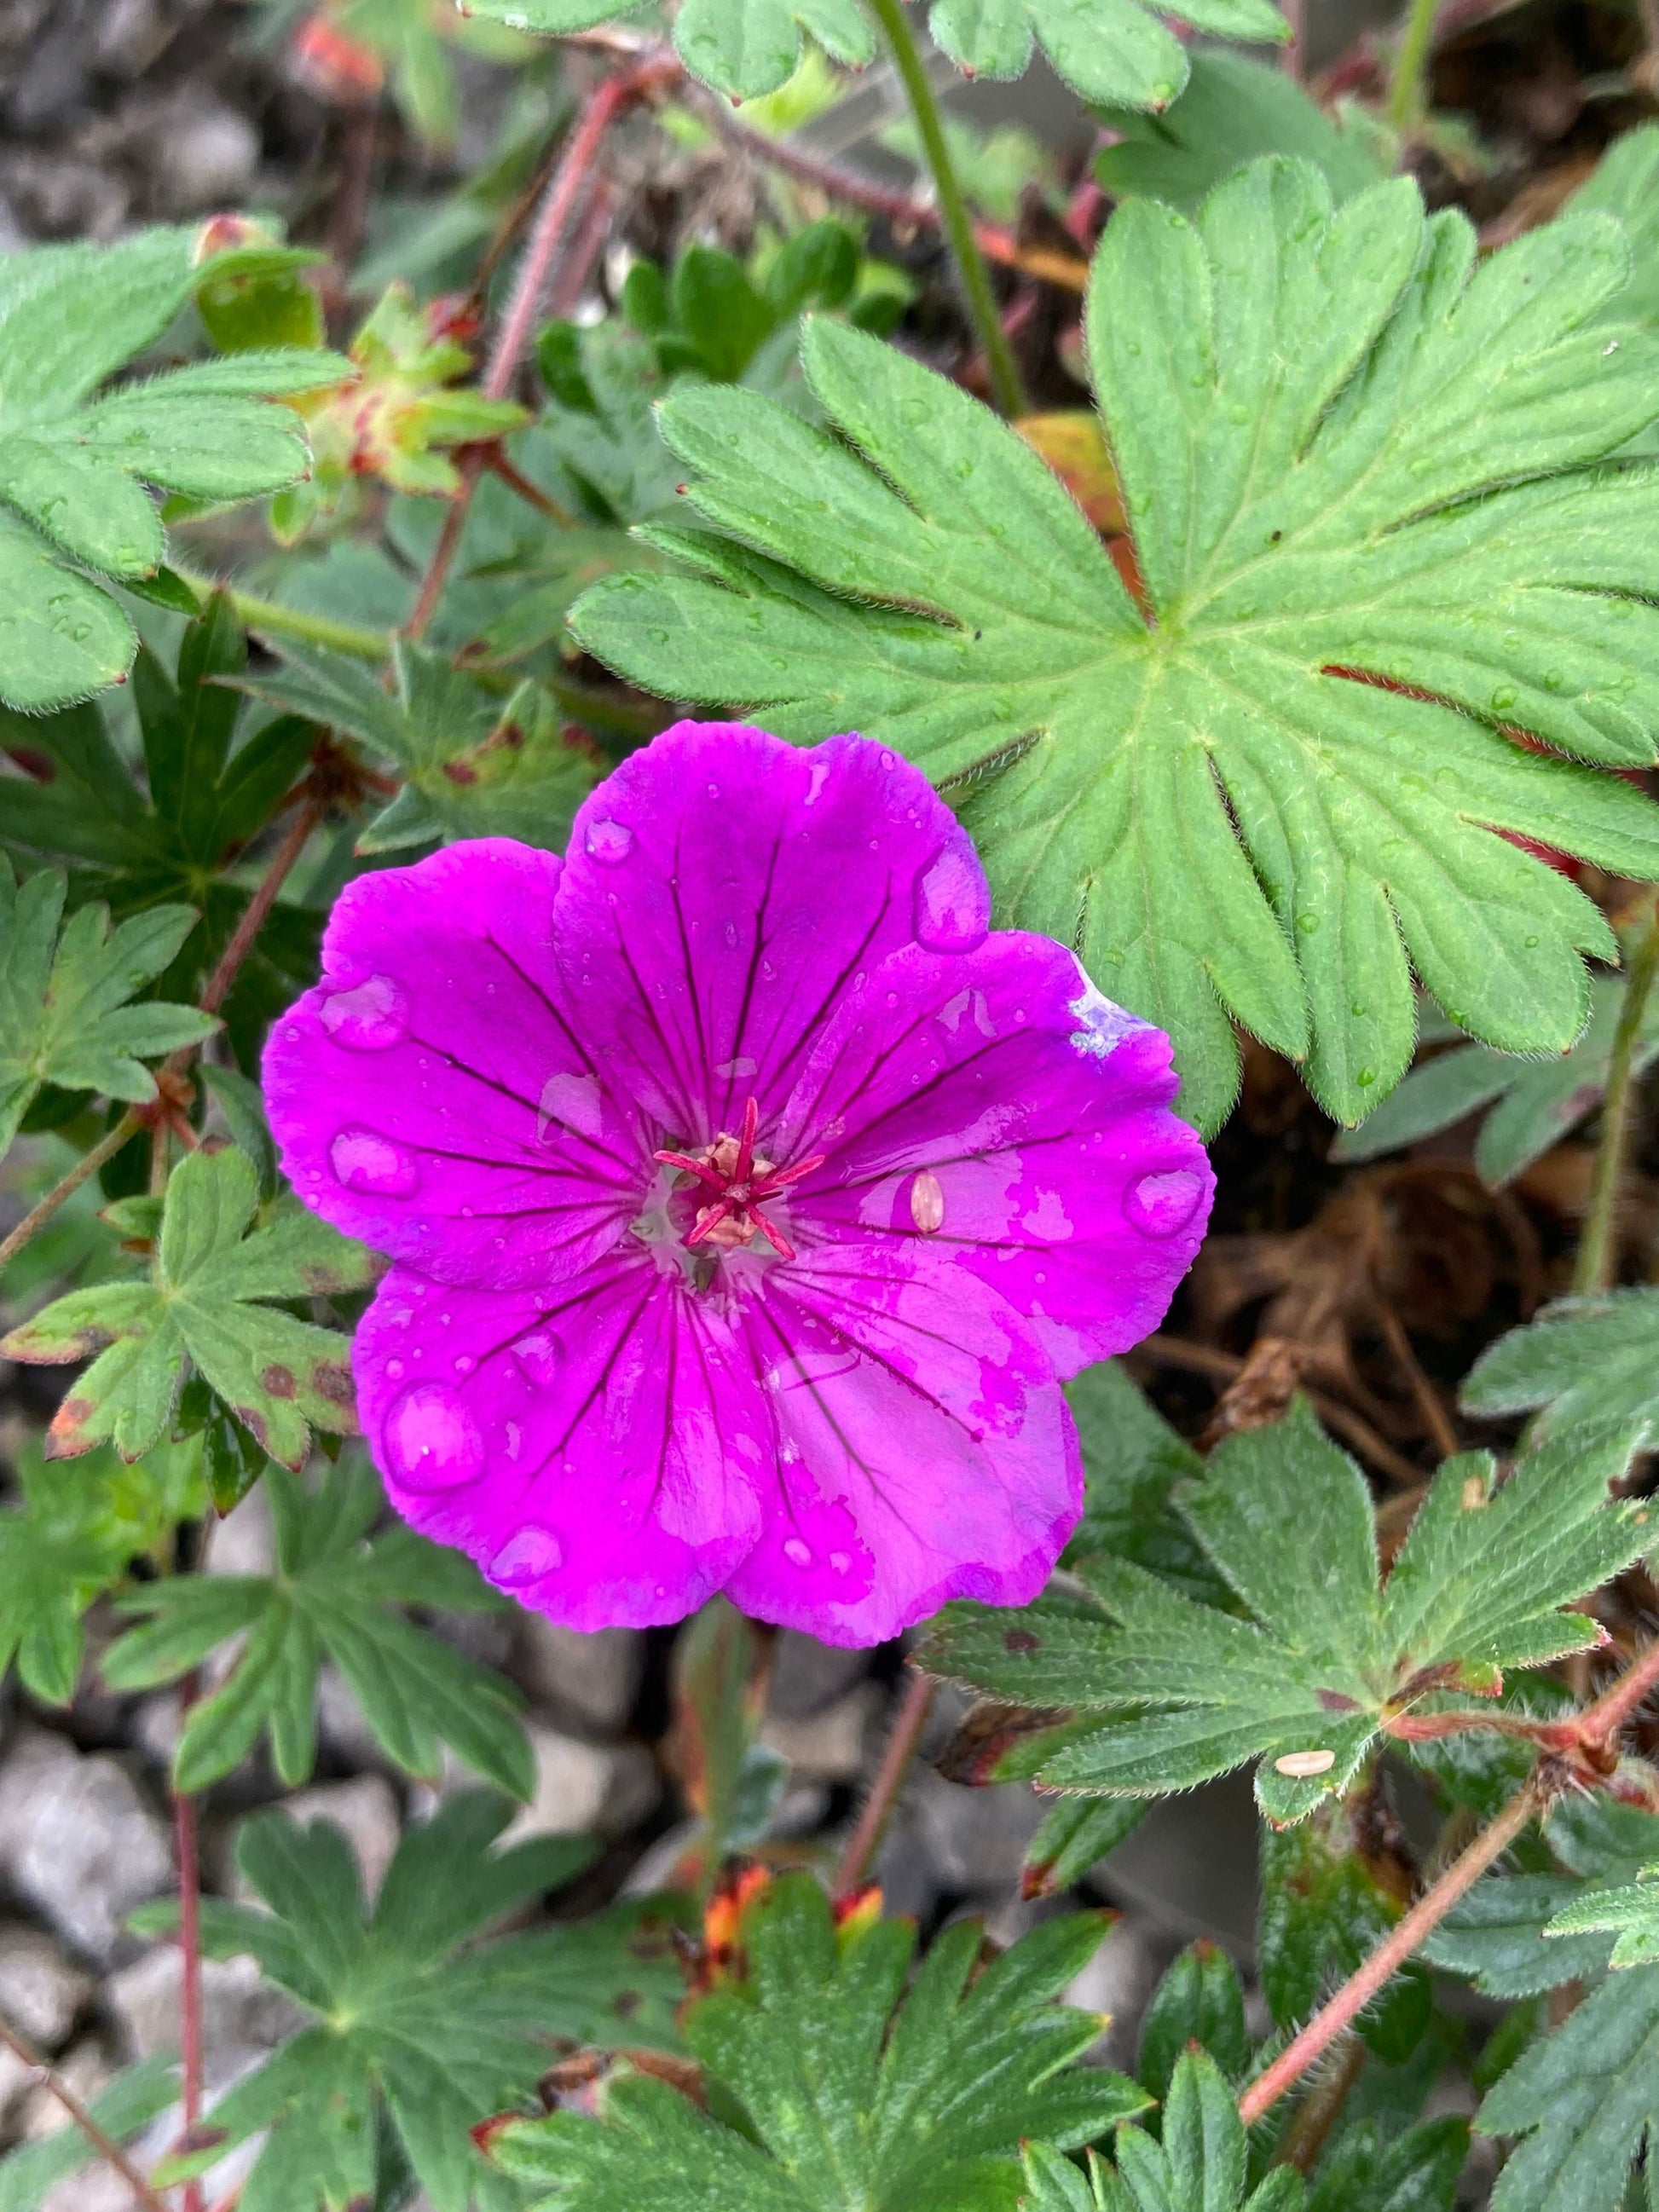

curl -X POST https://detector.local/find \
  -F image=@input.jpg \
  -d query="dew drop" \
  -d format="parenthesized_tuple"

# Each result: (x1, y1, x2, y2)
(584, 817, 634, 865)
(830, 1550, 852, 1575)
(330, 1126, 419, 1197)
(914, 843, 990, 953)
(512, 1328, 564, 1389)
(491, 1526, 564, 1585)
(1123, 1168, 1205, 1239)
(384, 1383, 485, 1493)
(783, 1536, 814, 1568)
(537, 1071, 604, 1143)
(1490, 686, 1517, 713)
(910, 1168, 946, 1234)
(319, 973, 409, 1051)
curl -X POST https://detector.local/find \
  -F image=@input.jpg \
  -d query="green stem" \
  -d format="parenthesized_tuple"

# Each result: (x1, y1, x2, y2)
(1574, 893, 1659, 1296)
(173, 567, 662, 739)
(172, 569, 387, 661)
(1384, 0, 1442, 131)
(863, 0, 1027, 419)
(0, 1112, 141, 1279)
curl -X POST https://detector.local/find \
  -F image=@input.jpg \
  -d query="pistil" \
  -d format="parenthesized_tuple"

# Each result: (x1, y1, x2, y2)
(654, 1097, 825, 1262)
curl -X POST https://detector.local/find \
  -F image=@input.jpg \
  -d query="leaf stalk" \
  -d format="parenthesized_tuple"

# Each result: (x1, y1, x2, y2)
(0, 2011, 171, 2212)
(862, 0, 1029, 418)
(1574, 892, 1659, 1295)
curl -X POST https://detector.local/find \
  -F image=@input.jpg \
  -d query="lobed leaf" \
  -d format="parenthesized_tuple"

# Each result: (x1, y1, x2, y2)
(573, 160, 1659, 1132)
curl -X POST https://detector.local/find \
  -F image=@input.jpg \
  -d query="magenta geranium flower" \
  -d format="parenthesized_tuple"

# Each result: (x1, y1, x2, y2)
(263, 722, 1212, 1646)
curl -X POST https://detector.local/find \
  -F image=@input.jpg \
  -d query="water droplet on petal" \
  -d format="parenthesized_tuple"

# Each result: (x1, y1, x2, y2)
(537, 1071, 604, 1142)
(384, 1383, 484, 1492)
(1124, 1168, 1204, 1239)
(913, 844, 990, 954)
(330, 1127, 419, 1197)
(491, 1526, 564, 1585)
(830, 1550, 852, 1574)
(783, 1536, 813, 1568)
(584, 817, 634, 865)
(319, 973, 408, 1050)
(910, 1168, 945, 1234)
(512, 1329, 563, 1388)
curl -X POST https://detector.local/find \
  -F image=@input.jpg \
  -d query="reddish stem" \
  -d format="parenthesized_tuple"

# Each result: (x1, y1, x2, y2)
(486, 445, 575, 527)
(195, 800, 323, 1021)
(1578, 1630, 1659, 1751)
(0, 2012, 169, 2212)
(403, 57, 673, 643)
(834, 1668, 937, 1898)
(1238, 1776, 1546, 2128)
(173, 1686, 205, 2212)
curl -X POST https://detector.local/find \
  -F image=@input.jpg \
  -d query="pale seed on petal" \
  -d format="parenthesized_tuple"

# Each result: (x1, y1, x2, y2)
(910, 1169, 945, 1233)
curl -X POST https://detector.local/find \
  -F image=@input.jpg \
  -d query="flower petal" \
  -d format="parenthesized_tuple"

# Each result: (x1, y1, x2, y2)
(263, 840, 643, 1291)
(725, 1244, 1080, 1646)
(781, 935, 1213, 1374)
(353, 1256, 768, 1631)
(552, 720, 989, 1145)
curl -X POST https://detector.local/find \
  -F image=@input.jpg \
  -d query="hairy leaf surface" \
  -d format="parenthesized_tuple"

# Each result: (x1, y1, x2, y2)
(574, 160, 1659, 1130)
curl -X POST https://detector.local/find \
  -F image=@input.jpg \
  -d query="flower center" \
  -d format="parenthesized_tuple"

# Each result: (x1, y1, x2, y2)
(654, 1097, 824, 1262)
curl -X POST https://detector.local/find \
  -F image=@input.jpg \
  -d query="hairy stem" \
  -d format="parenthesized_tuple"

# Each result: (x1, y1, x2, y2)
(834, 1668, 936, 1897)
(1574, 892, 1659, 1296)
(0, 2012, 171, 2212)
(1238, 1776, 1546, 2127)
(1273, 2031, 1365, 2174)
(1384, 0, 1442, 130)
(196, 802, 323, 1021)
(173, 571, 387, 661)
(1577, 1626, 1659, 1751)
(863, 0, 1027, 416)
(0, 1112, 141, 1277)
(702, 94, 1089, 292)
(486, 445, 575, 528)
(406, 56, 673, 642)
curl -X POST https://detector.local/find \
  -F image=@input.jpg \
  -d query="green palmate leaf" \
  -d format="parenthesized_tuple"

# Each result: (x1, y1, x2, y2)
(1304, 2118, 1468, 2212)
(0, 857, 215, 1153)
(1461, 1290, 1659, 1450)
(0, 225, 348, 708)
(0, 2055, 178, 2212)
(233, 638, 599, 854)
(464, 0, 876, 101)
(1137, 1943, 1248, 2101)
(471, 0, 1285, 104)
(0, 1434, 205, 1704)
(101, 1453, 531, 1795)
(489, 1869, 1146, 2210)
(1, 1145, 373, 1469)
(1093, 51, 1390, 214)
(1022, 1794, 1148, 1900)
(1568, 124, 1659, 332)
(1, 597, 325, 1059)
(1020, 2144, 1115, 2212)
(919, 1402, 1648, 1823)
(1095, 2051, 1305, 2212)
(1424, 1796, 1659, 1996)
(1259, 1793, 1430, 2060)
(1331, 971, 1659, 1187)
(1063, 1361, 1225, 1601)
(1477, 1964, 1659, 2210)
(1546, 1867, 1659, 1969)
(573, 159, 1659, 1134)
(152, 1793, 678, 2212)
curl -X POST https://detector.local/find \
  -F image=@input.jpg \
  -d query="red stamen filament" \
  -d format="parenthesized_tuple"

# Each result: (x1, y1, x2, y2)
(652, 1098, 826, 1263)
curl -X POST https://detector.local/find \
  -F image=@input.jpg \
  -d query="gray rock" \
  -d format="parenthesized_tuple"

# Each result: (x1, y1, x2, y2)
(0, 1923, 92, 2048)
(493, 1726, 659, 1845)
(768, 1632, 870, 1719)
(209, 1487, 275, 1580)
(0, 1729, 171, 1965)
(105, 1948, 303, 2090)
(1062, 1909, 1183, 2076)
(153, 101, 261, 217)
(511, 1616, 644, 1733)
(17, 2032, 115, 2142)
(761, 1686, 880, 1782)
(90, 0, 165, 78)
(0, 2040, 36, 2131)
(906, 1766, 1046, 1893)
(232, 1775, 401, 1904)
